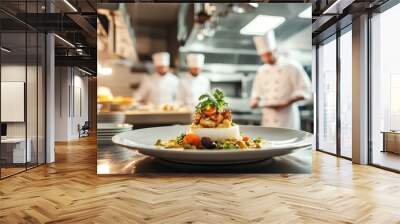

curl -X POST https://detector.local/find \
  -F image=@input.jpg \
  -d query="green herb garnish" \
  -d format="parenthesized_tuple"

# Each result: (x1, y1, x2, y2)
(176, 133, 186, 145)
(222, 142, 239, 149)
(253, 137, 262, 144)
(195, 89, 228, 113)
(155, 139, 162, 146)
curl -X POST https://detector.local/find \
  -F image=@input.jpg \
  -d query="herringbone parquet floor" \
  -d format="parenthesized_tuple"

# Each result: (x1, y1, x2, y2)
(1, 136, 400, 224)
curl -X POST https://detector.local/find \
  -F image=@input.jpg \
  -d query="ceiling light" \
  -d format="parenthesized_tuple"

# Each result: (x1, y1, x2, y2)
(99, 67, 112, 76)
(240, 15, 285, 36)
(1, 47, 11, 53)
(76, 49, 84, 55)
(298, 6, 312, 19)
(98, 64, 113, 76)
(78, 67, 93, 76)
(63, 0, 78, 12)
(54, 34, 75, 48)
(323, 0, 345, 14)
(249, 3, 259, 8)
(232, 5, 245, 14)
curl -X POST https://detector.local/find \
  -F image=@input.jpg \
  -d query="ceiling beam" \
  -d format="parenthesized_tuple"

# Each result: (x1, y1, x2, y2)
(55, 55, 96, 68)
(67, 13, 97, 38)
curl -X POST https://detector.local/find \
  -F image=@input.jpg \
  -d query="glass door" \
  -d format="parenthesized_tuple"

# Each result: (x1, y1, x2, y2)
(370, 3, 400, 171)
(317, 36, 337, 154)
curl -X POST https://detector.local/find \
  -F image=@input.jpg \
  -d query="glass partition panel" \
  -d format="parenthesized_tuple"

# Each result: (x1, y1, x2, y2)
(1, 30, 28, 177)
(317, 37, 337, 154)
(371, 3, 400, 171)
(27, 31, 38, 169)
(37, 32, 45, 165)
(339, 29, 352, 158)
(0, 0, 47, 179)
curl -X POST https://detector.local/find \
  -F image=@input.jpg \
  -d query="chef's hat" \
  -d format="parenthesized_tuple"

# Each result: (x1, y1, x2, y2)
(253, 31, 277, 55)
(152, 52, 170, 66)
(186, 53, 205, 68)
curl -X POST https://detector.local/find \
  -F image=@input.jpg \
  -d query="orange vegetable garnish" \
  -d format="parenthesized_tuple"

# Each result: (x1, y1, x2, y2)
(183, 133, 201, 146)
(203, 107, 217, 116)
(242, 136, 249, 141)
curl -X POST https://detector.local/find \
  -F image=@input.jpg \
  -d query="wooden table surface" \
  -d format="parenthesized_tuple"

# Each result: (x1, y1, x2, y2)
(97, 145, 312, 175)
(1, 135, 400, 223)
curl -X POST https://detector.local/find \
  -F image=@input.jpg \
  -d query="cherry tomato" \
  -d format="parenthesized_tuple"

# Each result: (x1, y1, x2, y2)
(183, 133, 201, 146)
(242, 136, 250, 141)
(203, 107, 217, 117)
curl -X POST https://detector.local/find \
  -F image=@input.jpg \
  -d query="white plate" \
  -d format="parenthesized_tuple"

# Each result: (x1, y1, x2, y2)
(98, 123, 133, 130)
(112, 125, 313, 165)
(98, 132, 131, 136)
(97, 137, 114, 140)
(97, 129, 132, 134)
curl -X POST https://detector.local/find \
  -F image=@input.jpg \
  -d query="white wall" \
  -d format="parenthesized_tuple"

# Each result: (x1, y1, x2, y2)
(55, 67, 69, 141)
(71, 74, 89, 138)
(55, 67, 89, 141)
(1, 65, 32, 137)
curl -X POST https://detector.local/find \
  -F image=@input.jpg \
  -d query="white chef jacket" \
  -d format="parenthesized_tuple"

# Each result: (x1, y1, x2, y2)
(177, 73, 211, 109)
(134, 72, 179, 106)
(251, 58, 312, 129)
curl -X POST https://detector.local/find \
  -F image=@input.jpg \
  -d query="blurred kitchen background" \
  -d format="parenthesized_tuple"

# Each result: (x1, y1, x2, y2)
(96, 3, 313, 136)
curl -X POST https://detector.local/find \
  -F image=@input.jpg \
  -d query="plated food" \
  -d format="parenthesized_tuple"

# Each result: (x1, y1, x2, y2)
(113, 125, 312, 164)
(155, 89, 266, 150)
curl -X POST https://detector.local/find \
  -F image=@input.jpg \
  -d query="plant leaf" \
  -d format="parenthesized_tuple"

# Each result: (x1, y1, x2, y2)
(198, 94, 210, 101)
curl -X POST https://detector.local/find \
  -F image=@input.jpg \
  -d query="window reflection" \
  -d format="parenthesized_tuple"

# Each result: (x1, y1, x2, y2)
(371, 4, 400, 171)
(0, 1, 46, 179)
(317, 37, 337, 154)
(340, 29, 352, 158)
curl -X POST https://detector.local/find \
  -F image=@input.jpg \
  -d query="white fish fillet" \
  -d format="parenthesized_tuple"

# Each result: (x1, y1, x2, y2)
(189, 125, 241, 141)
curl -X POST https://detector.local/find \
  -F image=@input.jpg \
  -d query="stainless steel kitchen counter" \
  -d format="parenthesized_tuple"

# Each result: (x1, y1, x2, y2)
(124, 110, 192, 125)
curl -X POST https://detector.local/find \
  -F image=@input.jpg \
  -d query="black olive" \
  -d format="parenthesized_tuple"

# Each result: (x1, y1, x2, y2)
(201, 137, 216, 149)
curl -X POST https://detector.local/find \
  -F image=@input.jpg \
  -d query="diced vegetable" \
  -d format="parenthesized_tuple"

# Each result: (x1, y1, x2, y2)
(222, 142, 238, 149)
(201, 137, 216, 149)
(183, 133, 201, 146)
(242, 136, 249, 141)
(203, 107, 217, 116)
(253, 137, 262, 144)
(156, 134, 264, 150)
(237, 141, 247, 149)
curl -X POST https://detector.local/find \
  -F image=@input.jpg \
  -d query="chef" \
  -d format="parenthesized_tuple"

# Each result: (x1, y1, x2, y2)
(177, 53, 211, 108)
(134, 52, 179, 106)
(250, 31, 312, 129)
